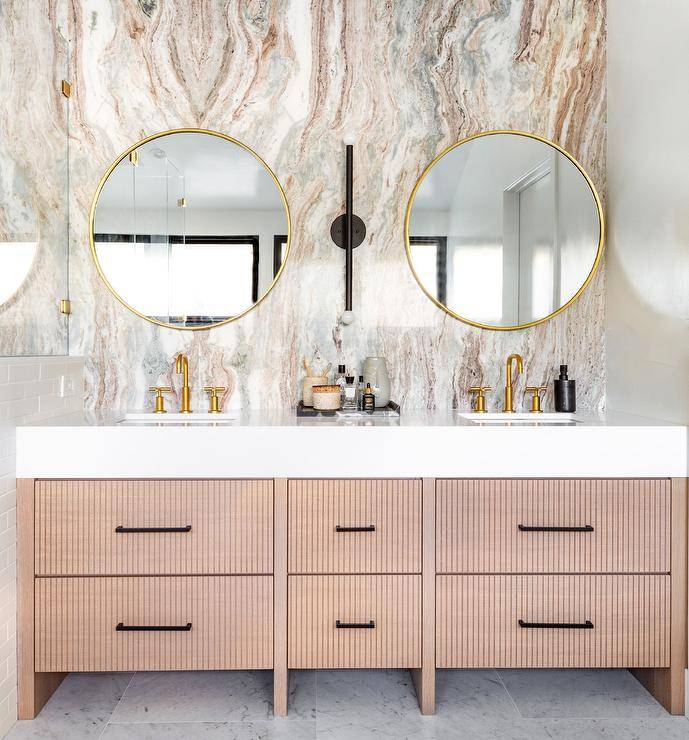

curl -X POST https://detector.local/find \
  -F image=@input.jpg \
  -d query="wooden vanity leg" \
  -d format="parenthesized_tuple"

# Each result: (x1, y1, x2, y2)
(273, 478, 289, 716)
(17, 479, 66, 719)
(631, 477, 687, 715)
(410, 477, 436, 714)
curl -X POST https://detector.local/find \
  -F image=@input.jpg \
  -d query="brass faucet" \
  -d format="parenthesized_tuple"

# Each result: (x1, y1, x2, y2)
(503, 353, 524, 413)
(175, 353, 192, 413)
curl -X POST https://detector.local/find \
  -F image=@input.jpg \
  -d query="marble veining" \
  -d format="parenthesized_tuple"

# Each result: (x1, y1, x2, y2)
(65, 0, 606, 412)
(0, 0, 70, 356)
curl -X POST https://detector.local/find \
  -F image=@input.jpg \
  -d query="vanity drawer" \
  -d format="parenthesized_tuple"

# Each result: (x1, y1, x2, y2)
(288, 575, 421, 668)
(288, 479, 421, 573)
(436, 574, 669, 668)
(436, 479, 670, 574)
(35, 575, 273, 672)
(35, 479, 273, 575)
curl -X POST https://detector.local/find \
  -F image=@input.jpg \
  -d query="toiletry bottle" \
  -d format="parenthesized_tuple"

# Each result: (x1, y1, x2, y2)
(335, 364, 347, 401)
(357, 375, 365, 410)
(362, 383, 376, 413)
(554, 364, 576, 412)
(343, 376, 357, 410)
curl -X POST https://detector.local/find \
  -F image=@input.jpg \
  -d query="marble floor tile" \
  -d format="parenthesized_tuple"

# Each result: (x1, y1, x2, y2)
(109, 670, 315, 724)
(102, 720, 317, 739)
(536, 717, 689, 739)
(497, 669, 668, 719)
(5, 672, 133, 739)
(435, 669, 520, 718)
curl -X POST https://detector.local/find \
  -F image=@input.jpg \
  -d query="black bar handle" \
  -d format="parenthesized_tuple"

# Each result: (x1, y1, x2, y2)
(115, 525, 192, 534)
(518, 619, 593, 629)
(335, 524, 376, 533)
(518, 524, 594, 533)
(116, 622, 192, 632)
(336, 619, 375, 629)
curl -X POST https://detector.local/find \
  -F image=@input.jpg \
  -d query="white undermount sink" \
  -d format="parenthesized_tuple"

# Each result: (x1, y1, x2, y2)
(119, 412, 238, 425)
(458, 412, 578, 424)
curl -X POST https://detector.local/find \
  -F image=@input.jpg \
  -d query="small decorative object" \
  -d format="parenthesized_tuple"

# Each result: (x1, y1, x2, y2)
(312, 385, 342, 411)
(362, 383, 376, 412)
(302, 350, 332, 407)
(363, 356, 391, 407)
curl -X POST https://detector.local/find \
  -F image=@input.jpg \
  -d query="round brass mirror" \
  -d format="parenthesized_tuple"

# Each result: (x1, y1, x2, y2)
(89, 128, 290, 330)
(405, 131, 604, 330)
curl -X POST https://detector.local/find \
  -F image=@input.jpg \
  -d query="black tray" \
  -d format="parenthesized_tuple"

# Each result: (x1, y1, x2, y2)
(297, 400, 400, 418)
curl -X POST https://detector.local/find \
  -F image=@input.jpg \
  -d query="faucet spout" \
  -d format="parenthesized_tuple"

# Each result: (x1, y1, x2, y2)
(503, 353, 524, 413)
(175, 353, 192, 413)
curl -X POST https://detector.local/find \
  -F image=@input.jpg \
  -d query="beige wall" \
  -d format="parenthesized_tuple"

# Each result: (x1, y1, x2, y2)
(606, 0, 689, 424)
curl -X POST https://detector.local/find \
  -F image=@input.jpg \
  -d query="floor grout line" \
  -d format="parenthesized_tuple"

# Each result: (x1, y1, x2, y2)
(494, 669, 524, 719)
(98, 671, 137, 739)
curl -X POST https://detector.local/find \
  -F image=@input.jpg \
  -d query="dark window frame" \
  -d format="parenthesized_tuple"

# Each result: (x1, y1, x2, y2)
(409, 235, 447, 305)
(274, 234, 288, 278)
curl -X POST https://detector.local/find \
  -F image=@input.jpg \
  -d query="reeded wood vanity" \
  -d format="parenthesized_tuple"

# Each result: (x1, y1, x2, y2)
(17, 474, 688, 718)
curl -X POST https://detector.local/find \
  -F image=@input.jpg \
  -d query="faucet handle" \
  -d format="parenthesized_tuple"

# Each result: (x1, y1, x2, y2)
(469, 386, 492, 413)
(525, 385, 548, 413)
(203, 386, 227, 414)
(148, 386, 172, 414)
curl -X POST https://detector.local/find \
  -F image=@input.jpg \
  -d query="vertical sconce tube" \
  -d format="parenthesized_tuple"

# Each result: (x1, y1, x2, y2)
(345, 144, 353, 312)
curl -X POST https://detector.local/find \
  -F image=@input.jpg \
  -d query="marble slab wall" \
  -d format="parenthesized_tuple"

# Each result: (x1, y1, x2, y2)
(0, 0, 70, 356)
(68, 0, 606, 412)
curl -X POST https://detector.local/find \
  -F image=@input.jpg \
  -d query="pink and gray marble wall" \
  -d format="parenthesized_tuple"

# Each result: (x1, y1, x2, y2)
(67, 0, 606, 412)
(0, 0, 70, 356)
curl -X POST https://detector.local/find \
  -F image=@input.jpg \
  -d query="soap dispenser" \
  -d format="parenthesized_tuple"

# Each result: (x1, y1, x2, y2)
(554, 365, 576, 412)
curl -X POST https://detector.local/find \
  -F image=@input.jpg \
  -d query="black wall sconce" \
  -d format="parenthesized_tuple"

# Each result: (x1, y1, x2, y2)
(330, 137, 366, 324)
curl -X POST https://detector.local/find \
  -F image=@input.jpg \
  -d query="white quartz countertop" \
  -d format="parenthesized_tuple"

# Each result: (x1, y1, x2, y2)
(15, 409, 688, 479)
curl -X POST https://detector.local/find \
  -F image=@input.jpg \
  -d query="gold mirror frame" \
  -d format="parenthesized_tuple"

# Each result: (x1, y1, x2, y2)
(404, 130, 605, 331)
(88, 127, 291, 331)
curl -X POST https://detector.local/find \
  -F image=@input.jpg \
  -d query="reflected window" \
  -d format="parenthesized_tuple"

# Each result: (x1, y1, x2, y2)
(274, 234, 287, 277)
(409, 236, 447, 305)
(95, 233, 258, 325)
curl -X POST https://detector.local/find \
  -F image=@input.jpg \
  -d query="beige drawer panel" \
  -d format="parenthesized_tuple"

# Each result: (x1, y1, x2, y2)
(35, 576, 272, 671)
(436, 479, 670, 574)
(289, 479, 421, 573)
(437, 574, 669, 668)
(288, 575, 421, 668)
(35, 479, 273, 575)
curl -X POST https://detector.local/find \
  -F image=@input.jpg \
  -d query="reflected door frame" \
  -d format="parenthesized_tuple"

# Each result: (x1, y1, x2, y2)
(502, 153, 560, 325)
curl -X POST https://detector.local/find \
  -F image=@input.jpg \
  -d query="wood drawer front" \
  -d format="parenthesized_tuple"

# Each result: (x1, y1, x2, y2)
(35, 576, 272, 671)
(288, 479, 422, 574)
(436, 479, 670, 574)
(35, 480, 273, 575)
(288, 575, 421, 668)
(437, 574, 669, 668)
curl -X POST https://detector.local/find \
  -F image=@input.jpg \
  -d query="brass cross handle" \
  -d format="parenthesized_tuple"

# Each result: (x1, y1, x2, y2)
(468, 386, 492, 413)
(525, 386, 548, 413)
(148, 386, 172, 414)
(203, 386, 227, 414)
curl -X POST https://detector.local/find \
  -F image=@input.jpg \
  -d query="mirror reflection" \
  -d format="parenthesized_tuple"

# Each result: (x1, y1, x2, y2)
(407, 132, 603, 329)
(92, 130, 289, 329)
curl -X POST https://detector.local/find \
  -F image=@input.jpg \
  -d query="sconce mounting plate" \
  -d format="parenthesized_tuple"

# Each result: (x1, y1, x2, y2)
(330, 214, 366, 249)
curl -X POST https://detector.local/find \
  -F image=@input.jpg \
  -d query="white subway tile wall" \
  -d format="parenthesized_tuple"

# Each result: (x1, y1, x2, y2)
(0, 356, 84, 737)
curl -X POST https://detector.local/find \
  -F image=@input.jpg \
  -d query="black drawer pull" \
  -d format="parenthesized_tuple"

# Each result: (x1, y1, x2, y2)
(116, 622, 192, 632)
(335, 525, 376, 533)
(335, 619, 375, 629)
(115, 525, 192, 534)
(518, 619, 594, 630)
(518, 524, 594, 533)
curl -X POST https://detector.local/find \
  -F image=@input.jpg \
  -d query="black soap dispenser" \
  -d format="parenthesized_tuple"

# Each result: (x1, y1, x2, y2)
(554, 365, 576, 412)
